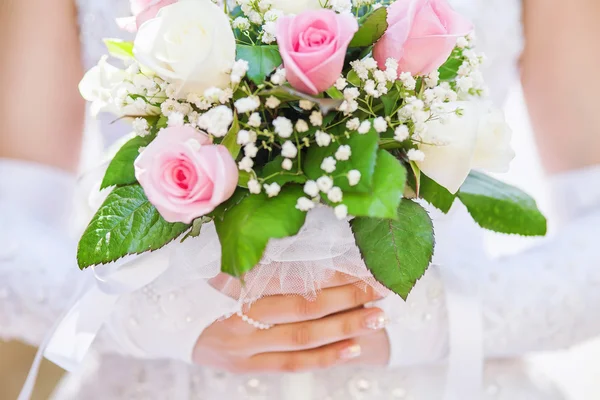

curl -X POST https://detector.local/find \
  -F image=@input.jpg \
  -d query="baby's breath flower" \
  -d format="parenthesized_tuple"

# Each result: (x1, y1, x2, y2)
(407, 149, 425, 162)
(357, 120, 371, 134)
(237, 129, 257, 145)
(363, 57, 378, 71)
(373, 117, 388, 133)
(304, 180, 320, 197)
(317, 176, 334, 193)
(271, 68, 287, 85)
(264, 182, 281, 198)
(244, 143, 259, 158)
(239, 156, 254, 172)
(230, 59, 249, 83)
(346, 118, 360, 131)
(315, 130, 332, 147)
(321, 156, 337, 173)
(327, 187, 343, 203)
(281, 141, 298, 158)
(299, 100, 314, 110)
(335, 77, 348, 91)
(425, 70, 439, 88)
(233, 17, 251, 30)
(273, 116, 293, 138)
(133, 118, 149, 136)
(330, 0, 352, 13)
(399, 72, 416, 90)
(335, 145, 351, 161)
(281, 158, 293, 170)
(310, 111, 323, 126)
(343, 87, 360, 100)
(168, 111, 185, 127)
(347, 170, 361, 186)
(248, 112, 262, 128)
(296, 197, 315, 211)
(197, 105, 233, 137)
(334, 204, 348, 220)
(350, 60, 369, 80)
(248, 179, 262, 194)
(265, 95, 281, 109)
(234, 96, 261, 113)
(295, 119, 309, 133)
(394, 125, 410, 142)
(456, 36, 469, 48)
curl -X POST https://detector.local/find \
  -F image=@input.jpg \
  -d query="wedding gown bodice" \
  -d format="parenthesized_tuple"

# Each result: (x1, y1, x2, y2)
(2, 1, 600, 399)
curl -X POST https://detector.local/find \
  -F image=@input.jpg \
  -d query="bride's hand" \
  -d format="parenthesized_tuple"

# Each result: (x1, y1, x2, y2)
(192, 283, 390, 373)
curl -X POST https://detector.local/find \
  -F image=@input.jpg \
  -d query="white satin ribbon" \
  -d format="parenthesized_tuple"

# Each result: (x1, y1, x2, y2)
(18, 248, 173, 400)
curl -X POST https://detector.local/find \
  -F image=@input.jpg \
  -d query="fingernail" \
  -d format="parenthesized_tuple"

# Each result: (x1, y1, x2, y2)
(340, 344, 362, 360)
(365, 312, 388, 330)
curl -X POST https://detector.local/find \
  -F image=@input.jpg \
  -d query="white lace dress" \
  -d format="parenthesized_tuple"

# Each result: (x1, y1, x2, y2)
(2, 0, 600, 399)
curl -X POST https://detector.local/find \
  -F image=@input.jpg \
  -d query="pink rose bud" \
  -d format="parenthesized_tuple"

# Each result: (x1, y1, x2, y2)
(134, 126, 239, 224)
(373, 0, 472, 76)
(276, 10, 359, 95)
(117, 0, 177, 32)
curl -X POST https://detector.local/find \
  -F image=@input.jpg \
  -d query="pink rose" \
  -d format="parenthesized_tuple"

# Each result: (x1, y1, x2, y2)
(134, 126, 238, 224)
(276, 10, 358, 95)
(117, 0, 177, 32)
(373, 0, 472, 76)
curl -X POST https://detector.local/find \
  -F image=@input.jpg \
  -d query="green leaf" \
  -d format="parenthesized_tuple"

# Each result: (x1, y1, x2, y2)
(214, 185, 307, 276)
(236, 44, 282, 85)
(104, 39, 134, 60)
(347, 70, 361, 87)
(349, 7, 388, 47)
(351, 200, 435, 300)
(100, 134, 154, 190)
(438, 56, 462, 81)
(260, 86, 343, 115)
(326, 87, 344, 100)
(211, 189, 250, 220)
(77, 184, 190, 269)
(221, 112, 241, 159)
(305, 128, 379, 193)
(238, 170, 251, 188)
(457, 171, 547, 236)
(181, 217, 211, 242)
(408, 172, 456, 214)
(260, 156, 307, 186)
(380, 88, 400, 117)
(343, 150, 406, 219)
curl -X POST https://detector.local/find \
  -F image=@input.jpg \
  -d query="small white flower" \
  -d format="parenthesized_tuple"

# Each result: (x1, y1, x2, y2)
(407, 149, 426, 162)
(281, 141, 298, 158)
(248, 179, 262, 194)
(316, 176, 334, 193)
(335, 77, 348, 90)
(315, 130, 332, 147)
(425, 70, 439, 88)
(264, 182, 281, 198)
(234, 96, 260, 113)
(347, 170, 361, 186)
(132, 118, 149, 136)
(373, 117, 388, 133)
(304, 180, 320, 197)
(327, 187, 343, 203)
(414, 122, 428, 136)
(238, 156, 254, 172)
(233, 17, 251, 30)
(247, 9, 263, 24)
(265, 95, 281, 109)
(273, 116, 293, 138)
(310, 111, 323, 126)
(299, 100, 314, 110)
(264, 9, 283, 21)
(343, 87, 360, 100)
(230, 59, 249, 83)
(321, 156, 337, 173)
(358, 120, 371, 134)
(346, 118, 360, 131)
(261, 22, 277, 44)
(168, 111, 185, 127)
(334, 204, 348, 220)
(350, 60, 369, 80)
(271, 68, 287, 85)
(394, 125, 410, 142)
(295, 119, 309, 133)
(197, 105, 234, 137)
(258, 0, 272, 12)
(335, 145, 352, 161)
(296, 197, 315, 211)
(338, 100, 358, 115)
(364, 79, 379, 97)
(456, 76, 474, 93)
(330, 0, 352, 13)
(385, 58, 399, 81)
(456, 36, 469, 48)
(133, 97, 148, 112)
(399, 72, 416, 90)
(373, 70, 387, 84)
(237, 129, 257, 145)
(204, 87, 224, 103)
(244, 143, 259, 158)
(363, 57, 378, 70)
(248, 112, 262, 128)
(281, 158, 293, 170)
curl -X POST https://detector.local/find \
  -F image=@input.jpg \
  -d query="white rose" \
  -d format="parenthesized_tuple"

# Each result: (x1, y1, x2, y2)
(270, 0, 323, 14)
(133, 0, 236, 97)
(472, 106, 515, 172)
(416, 102, 514, 194)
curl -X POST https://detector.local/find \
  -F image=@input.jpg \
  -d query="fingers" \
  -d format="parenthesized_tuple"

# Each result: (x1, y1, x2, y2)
(253, 307, 387, 354)
(241, 339, 362, 373)
(246, 284, 383, 325)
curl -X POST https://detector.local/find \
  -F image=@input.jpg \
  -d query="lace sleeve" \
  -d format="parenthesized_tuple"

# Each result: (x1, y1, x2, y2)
(0, 160, 84, 345)
(381, 166, 600, 367)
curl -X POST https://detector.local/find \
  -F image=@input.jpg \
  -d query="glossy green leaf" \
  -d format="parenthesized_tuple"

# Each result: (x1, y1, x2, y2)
(77, 184, 189, 269)
(457, 171, 547, 236)
(236, 45, 282, 85)
(221, 112, 241, 159)
(260, 156, 307, 186)
(351, 200, 435, 300)
(349, 7, 388, 47)
(214, 185, 307, 276)
(104, 39, 134, 60)
(100, 134, 154, 189)
(408, 171, 456, 214)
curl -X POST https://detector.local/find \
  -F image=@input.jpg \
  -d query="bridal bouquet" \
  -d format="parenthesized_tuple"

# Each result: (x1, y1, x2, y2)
(78, 0, 547, 299)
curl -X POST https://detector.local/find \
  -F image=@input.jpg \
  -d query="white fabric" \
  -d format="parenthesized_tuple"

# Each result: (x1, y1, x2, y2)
(4, 0, 600, 399)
